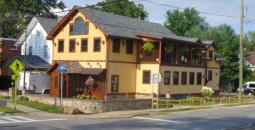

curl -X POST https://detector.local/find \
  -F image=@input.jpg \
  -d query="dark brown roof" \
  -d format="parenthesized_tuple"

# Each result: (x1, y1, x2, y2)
(48, 61, 105, 75)
(247, 52, 255, 66)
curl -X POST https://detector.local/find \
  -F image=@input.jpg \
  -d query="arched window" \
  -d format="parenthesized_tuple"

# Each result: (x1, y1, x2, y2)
(73, 17, 89, 35)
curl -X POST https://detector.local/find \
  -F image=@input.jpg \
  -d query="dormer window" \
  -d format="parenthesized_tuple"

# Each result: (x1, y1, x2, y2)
(70, 17, 89, 35)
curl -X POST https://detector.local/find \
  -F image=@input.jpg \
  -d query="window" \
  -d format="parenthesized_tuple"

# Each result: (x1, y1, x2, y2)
(189, 72, 195, 85)
(58, 40, 64, 52)
(181, 72, 187, 85)
(44, 45, 48, 58)
(81, 39, 88, 52)
(164, 71, 170, 85)
(94, 38, 101, 52)
(36, 30, 41, 36)
(209, 50, 213, 60)
(28, 46, 33, 55)
(126, 40, 133, 54)
(111, 75, 119, 92)
(197, 72, 202, 85)
(143, 70, 151, 84)
(208, 70, 213, 81)
(69, 24, 74, 34)
(113, 38, 120, 53)
(73, 18, 89, 35)
(69, 39, 76, 52)
(173, 71, 179, 85)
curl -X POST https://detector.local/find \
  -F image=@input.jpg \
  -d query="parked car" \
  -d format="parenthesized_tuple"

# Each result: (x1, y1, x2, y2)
(42, 89, 50, 95)
(239, 82, 255, 96)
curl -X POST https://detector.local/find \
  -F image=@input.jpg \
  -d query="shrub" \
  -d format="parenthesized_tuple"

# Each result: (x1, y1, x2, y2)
(201, 86, 214, 100)
(142, 42, 155, 52)
(19, 96, 29, 101)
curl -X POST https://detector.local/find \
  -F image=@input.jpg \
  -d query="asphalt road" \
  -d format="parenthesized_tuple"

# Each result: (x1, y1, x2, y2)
(1, 104, 255, 130)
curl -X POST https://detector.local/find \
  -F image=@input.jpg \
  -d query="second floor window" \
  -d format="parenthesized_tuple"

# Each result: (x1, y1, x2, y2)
(69, 39, 76, 52)
(209, 50, 213, 60)
(71, 17, 89, 35)
(126, 40, 133, 54)
(81, 39, 88, 52)
(94, 38, 101, 52)
(113, 38, 120, 53)
(44, 45, 48, 58)
(28, 46, 33, 55)
(58, 40, 64, 52)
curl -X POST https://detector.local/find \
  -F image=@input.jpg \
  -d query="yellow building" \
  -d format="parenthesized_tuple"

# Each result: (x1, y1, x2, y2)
(47, 6, 222, 99)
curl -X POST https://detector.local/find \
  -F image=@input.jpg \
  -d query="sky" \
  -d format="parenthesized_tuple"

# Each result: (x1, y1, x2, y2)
(61, 0, 255, 34)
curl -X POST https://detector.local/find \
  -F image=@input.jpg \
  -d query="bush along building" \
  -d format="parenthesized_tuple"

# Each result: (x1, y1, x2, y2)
(46, 6, 222, 100)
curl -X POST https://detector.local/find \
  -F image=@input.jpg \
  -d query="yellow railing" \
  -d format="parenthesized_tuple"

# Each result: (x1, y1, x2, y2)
(152, 95, 255, 109)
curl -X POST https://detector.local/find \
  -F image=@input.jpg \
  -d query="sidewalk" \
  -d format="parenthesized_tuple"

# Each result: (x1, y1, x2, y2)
(6, 102, 216, 119)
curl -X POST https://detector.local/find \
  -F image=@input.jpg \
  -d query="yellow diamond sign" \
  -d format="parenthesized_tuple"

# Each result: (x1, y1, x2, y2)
(9, 59, 24, 75)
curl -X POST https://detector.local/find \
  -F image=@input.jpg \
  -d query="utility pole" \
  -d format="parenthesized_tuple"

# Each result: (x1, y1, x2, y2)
(22, 28, 27, 96)
(238, 0, 244, 103)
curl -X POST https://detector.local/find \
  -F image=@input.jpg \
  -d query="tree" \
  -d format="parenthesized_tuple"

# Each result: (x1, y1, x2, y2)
(164, 8, 208, 36)
(0, 0, 65, 38)
(91, 0, 148, 20)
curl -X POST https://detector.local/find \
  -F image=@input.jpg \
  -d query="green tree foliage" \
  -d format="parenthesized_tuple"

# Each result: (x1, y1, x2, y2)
(91, 0, 148, 20)
(0, 0, 65, 38)
(164, 8, 208, 36)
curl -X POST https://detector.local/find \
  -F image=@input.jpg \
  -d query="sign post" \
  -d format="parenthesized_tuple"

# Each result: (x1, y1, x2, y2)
(57, 64, 67, 111)
(151, 73, 161, 111)
(9, 59, 24, 110)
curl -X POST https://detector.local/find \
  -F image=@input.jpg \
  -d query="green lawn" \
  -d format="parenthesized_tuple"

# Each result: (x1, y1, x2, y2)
(0, 106, 22, 113)
(16, 100, 62, 114)
(0, 96, 9, 100)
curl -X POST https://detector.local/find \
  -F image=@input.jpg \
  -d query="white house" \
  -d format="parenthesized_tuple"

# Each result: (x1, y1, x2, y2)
(15, 17, 58, 93)
(17, 17, 58, 64)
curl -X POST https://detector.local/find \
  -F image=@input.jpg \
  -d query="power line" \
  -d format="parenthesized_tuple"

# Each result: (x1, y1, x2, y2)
(137, 0, 238, 18)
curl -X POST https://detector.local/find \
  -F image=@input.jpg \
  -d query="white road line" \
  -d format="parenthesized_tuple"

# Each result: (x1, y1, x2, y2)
(134, 117, 184, 123)
(0, 116, 67, 124)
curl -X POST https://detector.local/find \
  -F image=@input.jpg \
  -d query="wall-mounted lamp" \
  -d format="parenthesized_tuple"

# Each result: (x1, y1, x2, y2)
(76, 42, 79, 46)
(54, 43, 57, 46)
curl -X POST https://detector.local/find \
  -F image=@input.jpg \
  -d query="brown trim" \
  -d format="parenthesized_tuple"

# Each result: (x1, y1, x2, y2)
(53, 60, 106, 62)
(139, 62, 159, 64)
(109, 60, 137, 64)
(135, 32, 163, 40)
(161, 64, 206, 68)
(47, 6, 79, 40)
(208, 67, 220, 69)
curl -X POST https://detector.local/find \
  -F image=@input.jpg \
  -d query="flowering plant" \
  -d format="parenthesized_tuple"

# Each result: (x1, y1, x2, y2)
(201, 86, 214, 99)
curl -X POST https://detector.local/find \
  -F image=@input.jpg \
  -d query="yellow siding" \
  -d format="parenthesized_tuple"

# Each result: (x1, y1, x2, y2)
(160, 66, 205, 95)
(107, 63, 136, 93)
(53, 12, 107, 61)
(136, 64, 160, 94)
(108, 38, 137, 62)
(207, 68, 220, 91)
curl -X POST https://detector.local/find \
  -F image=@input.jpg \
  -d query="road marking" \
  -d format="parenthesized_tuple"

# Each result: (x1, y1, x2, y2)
(232, 105, 253, 108)
(0, 116, 67, 124)
(134, 117, 184, 123)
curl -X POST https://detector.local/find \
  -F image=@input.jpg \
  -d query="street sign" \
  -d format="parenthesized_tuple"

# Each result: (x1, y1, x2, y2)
(152, 73, 161, 83)
(9, 59, 24, 75)
(57, 64, 67, 73)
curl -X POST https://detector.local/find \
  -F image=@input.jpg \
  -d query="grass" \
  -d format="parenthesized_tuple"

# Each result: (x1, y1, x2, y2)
(0, 106, 22, 113)
(16, 100, 62, 114)
(0, 96, 10, 100)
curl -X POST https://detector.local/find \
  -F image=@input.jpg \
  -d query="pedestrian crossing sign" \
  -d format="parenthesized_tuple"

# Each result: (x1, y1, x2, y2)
(9, 59, 24, 75)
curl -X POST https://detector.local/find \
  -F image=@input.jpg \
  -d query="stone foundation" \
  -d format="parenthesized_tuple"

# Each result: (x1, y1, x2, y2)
(26, 94, 151, 113)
